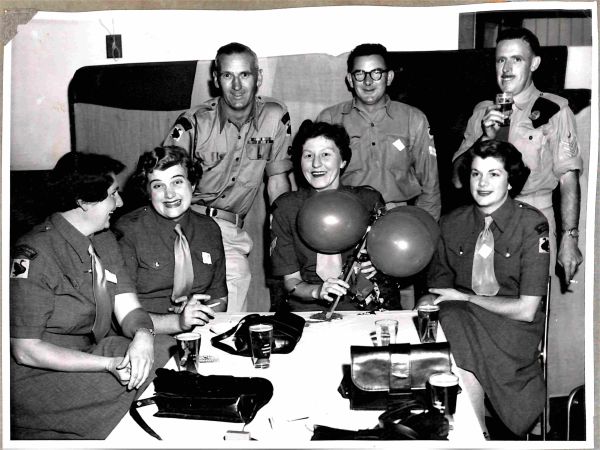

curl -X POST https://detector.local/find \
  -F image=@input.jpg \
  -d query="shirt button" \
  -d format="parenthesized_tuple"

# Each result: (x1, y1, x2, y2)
(235, 157, 240, 161)
(238, 135, 241, 140)
(232, 177, 236, 182)
(207, 167, 211, 171)
(529, 136, 533, 140)
(371, 123, 375, 127)
(371, 142, 376, 146)
(221, 195, 226, 199)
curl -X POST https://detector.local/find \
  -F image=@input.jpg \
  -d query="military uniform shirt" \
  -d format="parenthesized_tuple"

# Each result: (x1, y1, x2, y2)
(317, 95, 441, 220)
(454, 83, 583, 201)
(163, 96, 292, 218)
(427, 197, 550, 297)
(114, 207, 227, 313)
(10, 213, 135, 343)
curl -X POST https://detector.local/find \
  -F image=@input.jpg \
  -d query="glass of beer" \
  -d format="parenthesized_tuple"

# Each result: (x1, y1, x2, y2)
(428, 372, 460, 415)
(495, 92, 514, 126)
(249, 324, 273, 368)
(176, 332, 201, 371)
(417, 304, 440, 343)
(375, 319, 399, 346)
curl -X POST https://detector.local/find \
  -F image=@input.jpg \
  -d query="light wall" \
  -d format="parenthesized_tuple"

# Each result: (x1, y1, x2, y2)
(9, 7, 462, 170)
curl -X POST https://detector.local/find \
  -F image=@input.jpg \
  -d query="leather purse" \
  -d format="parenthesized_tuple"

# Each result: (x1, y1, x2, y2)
(339, 343, 451, 410)
(311, 399, 449, 440)
(130, 368, 274, 440)
(211, 311, 305, 356)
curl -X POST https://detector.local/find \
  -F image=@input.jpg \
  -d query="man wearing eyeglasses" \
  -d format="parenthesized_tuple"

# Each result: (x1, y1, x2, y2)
(317, 43, 441, 221)
(163, 42, 292, 312)
(317, 43, 440, 309)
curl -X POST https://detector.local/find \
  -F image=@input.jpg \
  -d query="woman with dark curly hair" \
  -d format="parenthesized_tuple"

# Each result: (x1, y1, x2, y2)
(114, 146, 227, 335)
(10, 152, 173, 439)
(270, 120, 385, 311)
(418, 139, 549, 438)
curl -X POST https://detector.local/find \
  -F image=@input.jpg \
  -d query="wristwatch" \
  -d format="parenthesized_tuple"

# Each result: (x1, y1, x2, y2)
(563, 228, 579, 238)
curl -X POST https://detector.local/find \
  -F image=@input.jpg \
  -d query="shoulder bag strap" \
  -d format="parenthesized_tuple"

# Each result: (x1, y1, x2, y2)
(129, 397, 161, 440)
(210, 314, 259, 355)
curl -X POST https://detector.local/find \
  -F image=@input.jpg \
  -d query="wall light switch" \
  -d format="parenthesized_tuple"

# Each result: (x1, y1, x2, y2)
(106, 34, 122, 59)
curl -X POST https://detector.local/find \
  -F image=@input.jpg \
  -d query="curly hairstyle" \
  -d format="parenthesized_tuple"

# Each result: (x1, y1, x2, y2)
(291, 120, 352, 187)
(129, 146, 202, 197)
(457, 139, 531, 198)
(48, 152, 125, 212)
(347, 43, 389, 73)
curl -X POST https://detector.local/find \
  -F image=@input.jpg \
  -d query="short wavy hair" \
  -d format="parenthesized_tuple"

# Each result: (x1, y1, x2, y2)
(347, 43, 389, 73)
(291, 120, 352, 187)
(214, 42, 259, 73)
(48, 152, 125, 212)
(457, 139, 531, 198)
(496, 27, 541, 56)
(130, 146, 202, 197)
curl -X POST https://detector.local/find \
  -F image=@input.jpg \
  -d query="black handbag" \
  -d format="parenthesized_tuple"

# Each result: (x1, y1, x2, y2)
(210, 311, 305, 356)
(339, 343, 451, 410)
(311, 399, 449, 440)
(130, 368, 274, 440)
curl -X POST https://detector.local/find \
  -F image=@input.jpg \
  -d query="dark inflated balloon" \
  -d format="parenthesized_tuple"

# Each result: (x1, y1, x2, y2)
(367, 207, 437, 277)
(395, 205, 440, 244)
(297, 190, 370, 253)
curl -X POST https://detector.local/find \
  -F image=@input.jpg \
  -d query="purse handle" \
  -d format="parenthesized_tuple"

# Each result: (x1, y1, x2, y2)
(129, 398, 162, 440)
(210, 314, 260, 356)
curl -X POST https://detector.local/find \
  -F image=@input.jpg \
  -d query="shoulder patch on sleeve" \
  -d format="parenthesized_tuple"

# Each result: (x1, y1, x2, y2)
(11, 258, 30, 278)
(535, 222, 549, 235)
(13, 244, 38, 260)
(539, 237, 550, 253)
(529, 96, 560, 129)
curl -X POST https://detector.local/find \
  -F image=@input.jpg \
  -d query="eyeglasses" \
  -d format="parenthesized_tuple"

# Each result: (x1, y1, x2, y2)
(351, 68, 388, 82)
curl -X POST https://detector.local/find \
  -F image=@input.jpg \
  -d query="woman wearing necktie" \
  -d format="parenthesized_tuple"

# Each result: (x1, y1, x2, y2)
(9, 152, 173, 439)
(419, 139, 550, 438)
(270, 120, 384, 311)
(115, 146, 227, 334)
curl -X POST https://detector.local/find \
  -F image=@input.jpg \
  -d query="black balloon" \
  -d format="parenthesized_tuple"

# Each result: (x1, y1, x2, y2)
(297, 190, 370, 253)
(367, 207, 439, 277)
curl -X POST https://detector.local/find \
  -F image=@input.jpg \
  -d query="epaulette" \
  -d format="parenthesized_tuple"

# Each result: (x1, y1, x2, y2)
(529, 95, 561, 129)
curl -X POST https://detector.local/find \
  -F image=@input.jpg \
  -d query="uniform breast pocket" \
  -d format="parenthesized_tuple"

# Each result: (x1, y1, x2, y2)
(246, 138, 273, 161)
(385, 134, 411, 169)
(137, 257, 173, 292)
(515, 127, 545, 173)
(199, 151, 226, 170)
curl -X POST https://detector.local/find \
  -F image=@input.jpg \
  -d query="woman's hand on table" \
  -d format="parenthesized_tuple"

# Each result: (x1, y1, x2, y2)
(429, 288, 469, 304)
(178, 296, 215, 331)
(106, 356, 131, 385)
(119, 330, 154, 390)
(319, 278, 349, 302)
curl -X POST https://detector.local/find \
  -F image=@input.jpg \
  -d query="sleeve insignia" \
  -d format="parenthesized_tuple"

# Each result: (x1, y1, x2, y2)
(170, 124, 184, 141)
(529, 97, 560, 129)
(13, 244, 38, 260)
(11, 259, 30, 278)
(539, 237, 550, 254)
(281, 112, 290, 125)
(529, 110, 541, 121)
(535, 222, 549, 235)
(174, 117, 192, 131)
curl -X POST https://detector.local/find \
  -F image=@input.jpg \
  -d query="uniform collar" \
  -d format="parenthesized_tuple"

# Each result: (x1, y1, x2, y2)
(149, 207, 193, 235)
(51, 213, 95, 263)
(472, 197, 515, 233)
(343, 95, 393, 119)
(513, 83, 539, 111)
(217, 96, 260, 132)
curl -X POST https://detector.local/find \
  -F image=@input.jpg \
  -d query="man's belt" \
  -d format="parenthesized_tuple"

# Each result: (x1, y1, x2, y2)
(193, 205, 244, 228)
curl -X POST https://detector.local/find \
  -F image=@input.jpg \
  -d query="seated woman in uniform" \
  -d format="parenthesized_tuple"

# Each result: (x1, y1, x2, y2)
(419, 139, 550, 438)
(270, 120, 384, 311)
(114, 146, 227, 335)
(10, 152, 173, 439)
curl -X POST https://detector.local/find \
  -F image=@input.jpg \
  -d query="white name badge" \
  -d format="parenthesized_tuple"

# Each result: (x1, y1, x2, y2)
(478, 244, 493, 259)
(202, 252, 212, 264)
(392, 139, 405, 152)
(105, 270, 118, 284)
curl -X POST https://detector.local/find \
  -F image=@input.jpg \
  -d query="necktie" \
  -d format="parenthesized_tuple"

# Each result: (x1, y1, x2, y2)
(88, 244, 113, 342)
(172, 223, 194, 300)
(471, 216, 500, 296)
(316, 253, 343, 282)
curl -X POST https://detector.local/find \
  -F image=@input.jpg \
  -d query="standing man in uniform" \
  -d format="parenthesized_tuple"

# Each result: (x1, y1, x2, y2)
(452, 27, 583, 287)
(163, 42, 292, 312)
(317, 43, 441, 309)
(317, 43, 441, 220)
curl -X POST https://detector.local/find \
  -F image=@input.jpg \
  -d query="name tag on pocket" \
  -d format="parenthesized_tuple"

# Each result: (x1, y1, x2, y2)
(392, 139, 405, 152)
(105, 269, 117, 284)
(202, 252, 212, 264)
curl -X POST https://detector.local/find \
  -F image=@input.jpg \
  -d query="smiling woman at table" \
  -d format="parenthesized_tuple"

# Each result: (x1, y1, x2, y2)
(419, 139, 549, 438)
(10, 152, 174, 439)
(114, 146, 227, 334)
(270, 120, 384, 311)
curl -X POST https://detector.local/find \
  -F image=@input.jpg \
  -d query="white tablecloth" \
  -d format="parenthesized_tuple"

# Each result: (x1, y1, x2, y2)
(107, 310, 485, 447)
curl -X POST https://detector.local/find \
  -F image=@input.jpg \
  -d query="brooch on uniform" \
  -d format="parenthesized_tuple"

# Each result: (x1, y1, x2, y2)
(529, 110, 541, 121)
(154, 261, 160, 268)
